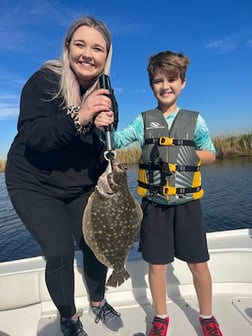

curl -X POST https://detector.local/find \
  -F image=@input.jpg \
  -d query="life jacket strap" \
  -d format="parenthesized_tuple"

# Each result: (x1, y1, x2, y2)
(139, 162, 200, 173)
(138, 180, 201, 196)
(145, 137, 195, 147)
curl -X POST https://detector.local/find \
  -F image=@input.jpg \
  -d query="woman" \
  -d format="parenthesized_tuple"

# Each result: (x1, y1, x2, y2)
(5, 16, 123, 336)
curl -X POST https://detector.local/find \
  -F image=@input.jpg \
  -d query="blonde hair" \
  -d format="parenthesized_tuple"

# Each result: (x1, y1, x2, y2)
(42, 16, 112, 108)
(147, 50, 190, 86)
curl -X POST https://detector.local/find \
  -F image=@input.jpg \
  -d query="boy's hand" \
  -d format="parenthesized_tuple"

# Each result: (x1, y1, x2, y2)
(196, 150, 216, 163)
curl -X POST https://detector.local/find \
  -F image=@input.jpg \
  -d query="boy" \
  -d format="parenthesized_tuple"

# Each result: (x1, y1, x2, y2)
(95, 50, 223, 336)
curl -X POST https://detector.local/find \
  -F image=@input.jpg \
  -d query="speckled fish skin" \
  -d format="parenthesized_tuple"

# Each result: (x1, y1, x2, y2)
(83, 160, 143, 287)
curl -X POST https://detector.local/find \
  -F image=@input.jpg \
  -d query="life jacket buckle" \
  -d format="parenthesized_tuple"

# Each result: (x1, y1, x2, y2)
(159, 137, 175, 146)
(161, 163, 177, 174)
(163, 186, 176, 196)
(169, 164, 177, 172)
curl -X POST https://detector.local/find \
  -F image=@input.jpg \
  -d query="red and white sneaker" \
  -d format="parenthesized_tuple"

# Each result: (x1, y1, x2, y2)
(199, 316, 223, 336)
(148, 316, 169, 336)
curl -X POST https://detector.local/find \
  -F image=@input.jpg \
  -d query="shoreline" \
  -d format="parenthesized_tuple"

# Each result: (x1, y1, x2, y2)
(1, 154, 252, 174)
(1, 132, 251, 172)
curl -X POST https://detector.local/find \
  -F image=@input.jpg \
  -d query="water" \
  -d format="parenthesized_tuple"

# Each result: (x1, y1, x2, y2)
(0, 157, 252, 262)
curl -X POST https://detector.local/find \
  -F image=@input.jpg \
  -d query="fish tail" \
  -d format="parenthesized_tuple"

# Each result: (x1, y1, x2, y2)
(106, 269, 130, 287)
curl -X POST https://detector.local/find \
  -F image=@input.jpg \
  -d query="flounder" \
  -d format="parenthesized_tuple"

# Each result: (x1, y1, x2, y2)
(83, 160, 143, 287)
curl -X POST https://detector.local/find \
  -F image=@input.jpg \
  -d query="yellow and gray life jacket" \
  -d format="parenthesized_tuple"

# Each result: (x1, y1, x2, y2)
(137, 108, 204, 205)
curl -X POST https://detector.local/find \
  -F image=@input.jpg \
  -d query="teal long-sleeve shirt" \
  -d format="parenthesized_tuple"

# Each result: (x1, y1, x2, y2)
(110, 108, 216, 154)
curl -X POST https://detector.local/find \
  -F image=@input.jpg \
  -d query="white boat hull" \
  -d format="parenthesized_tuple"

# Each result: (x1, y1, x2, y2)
(0, 228, 252, 336)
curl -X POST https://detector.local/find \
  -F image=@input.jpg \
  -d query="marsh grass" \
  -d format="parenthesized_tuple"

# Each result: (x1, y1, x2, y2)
(0, 159, 6, 172)
(116, 132, 252, 163)
(0, 132, 251, 171)
(213, 132, 252, 159)
(115, 143, 142, 164)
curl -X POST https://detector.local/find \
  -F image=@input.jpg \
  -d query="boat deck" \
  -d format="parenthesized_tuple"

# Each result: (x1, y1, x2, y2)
(34, 286, 252, 336)
(0, 228, 252, 336)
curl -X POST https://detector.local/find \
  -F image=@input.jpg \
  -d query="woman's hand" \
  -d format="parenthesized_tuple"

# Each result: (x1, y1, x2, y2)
(78, 89, 112, 126)
(94, 110, 114, 131)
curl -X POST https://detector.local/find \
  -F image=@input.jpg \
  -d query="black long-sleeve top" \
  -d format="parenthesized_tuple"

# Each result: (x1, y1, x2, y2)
(5, 68, 107, 198)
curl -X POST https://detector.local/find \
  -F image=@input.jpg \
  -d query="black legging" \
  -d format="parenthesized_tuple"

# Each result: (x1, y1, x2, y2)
(9, 189, 107, 318)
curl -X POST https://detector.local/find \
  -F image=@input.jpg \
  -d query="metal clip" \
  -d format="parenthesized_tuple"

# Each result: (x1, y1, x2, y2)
(104, 150, 116, 162)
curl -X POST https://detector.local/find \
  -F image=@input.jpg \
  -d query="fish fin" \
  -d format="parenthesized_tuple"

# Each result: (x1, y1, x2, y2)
(106, 269, 130, 287)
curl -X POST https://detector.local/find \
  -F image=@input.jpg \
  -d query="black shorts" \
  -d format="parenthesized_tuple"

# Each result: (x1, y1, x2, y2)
(139, 199, 209, 264)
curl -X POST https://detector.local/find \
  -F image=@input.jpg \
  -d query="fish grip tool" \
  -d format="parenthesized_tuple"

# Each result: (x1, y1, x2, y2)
(99, 74, 119, 165)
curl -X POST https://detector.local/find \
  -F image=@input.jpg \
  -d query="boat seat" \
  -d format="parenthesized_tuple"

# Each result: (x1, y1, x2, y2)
(0, 263, 89, 312)
(0, 271, 41, 311)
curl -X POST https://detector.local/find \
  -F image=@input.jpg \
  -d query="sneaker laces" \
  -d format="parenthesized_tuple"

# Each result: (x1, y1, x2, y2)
(152, 324, 166, 336)
(200, 317, 222, 336)
(94, 300, 121, 324)
(150, 317, 169, 336)
(60, 317, 87, 336)
(204, 325, 220, 336)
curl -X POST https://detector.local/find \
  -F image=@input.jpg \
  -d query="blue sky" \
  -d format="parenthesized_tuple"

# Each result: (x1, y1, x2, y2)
(0, 0, 252, 158)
